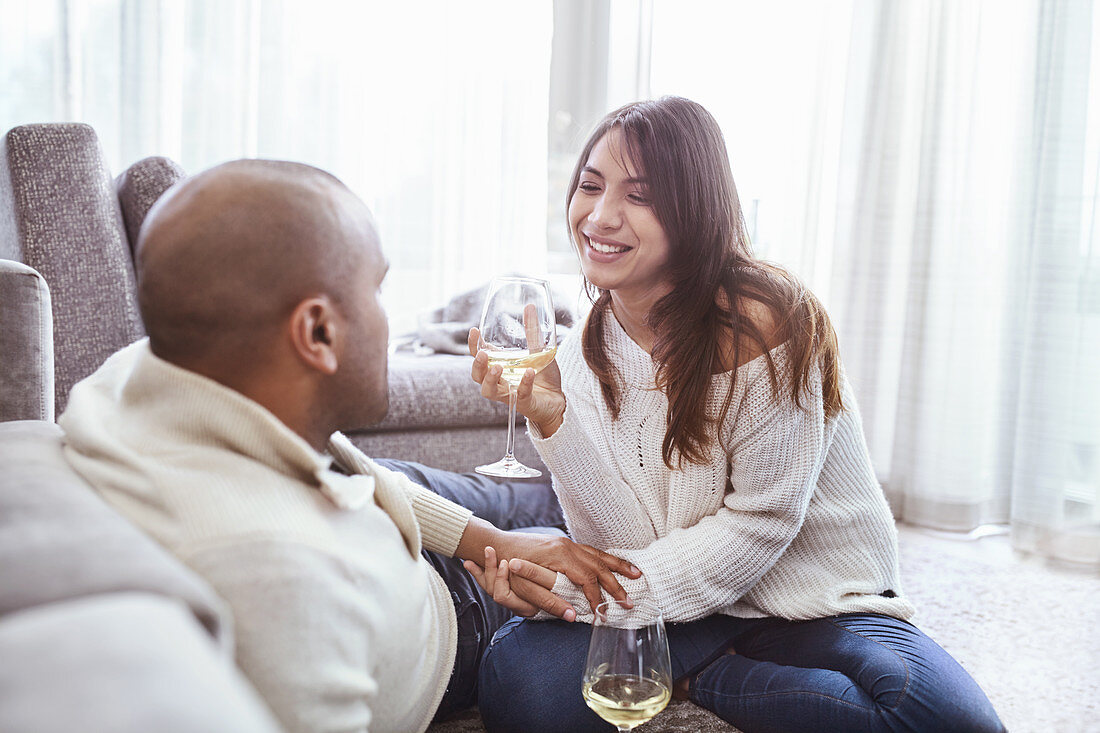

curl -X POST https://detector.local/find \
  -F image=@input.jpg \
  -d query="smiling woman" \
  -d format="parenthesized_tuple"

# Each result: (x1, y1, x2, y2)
(569, 129, 672, 309)
(469, 96, 1006, 733)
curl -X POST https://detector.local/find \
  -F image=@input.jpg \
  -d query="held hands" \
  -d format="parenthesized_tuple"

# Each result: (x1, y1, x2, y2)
(463, 529, 643, 621)
(463, 547, 563, 619)
(468, 327, 567, 438)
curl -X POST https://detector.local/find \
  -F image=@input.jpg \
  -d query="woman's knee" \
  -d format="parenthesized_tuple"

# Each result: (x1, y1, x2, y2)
(477, 618, 609, 733)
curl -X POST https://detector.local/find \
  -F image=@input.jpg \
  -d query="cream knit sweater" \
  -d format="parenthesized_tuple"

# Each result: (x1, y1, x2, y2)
(59, 340, 474, 733)
(530, 311, 915, 624)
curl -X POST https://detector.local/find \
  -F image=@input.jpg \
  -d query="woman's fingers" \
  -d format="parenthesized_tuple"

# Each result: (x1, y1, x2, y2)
(467, 327, 480, 357)
(507, 558, 558, 589)
(465, 555, 540, 617)
(522, 304, 542, 351)
(483, 546, 498, 596)
(508, 571, 577, 622)
(517, 368, 535, 401)
(480, 364, 503, 400)
(492, 559, 507, 603)
(462, 559, 485, 586)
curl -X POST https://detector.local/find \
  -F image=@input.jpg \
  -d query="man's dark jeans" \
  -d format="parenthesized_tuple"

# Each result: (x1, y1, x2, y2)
(374, 459, 565, 721)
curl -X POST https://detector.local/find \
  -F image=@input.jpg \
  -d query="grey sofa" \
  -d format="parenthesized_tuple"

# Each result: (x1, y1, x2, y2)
(0, 122, 545, 473)
(0, 123, 733, 732)
(0, 419, 283, 733)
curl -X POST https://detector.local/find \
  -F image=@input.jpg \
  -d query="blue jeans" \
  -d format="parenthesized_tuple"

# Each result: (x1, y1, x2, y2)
(478, 613, 1005, 733)
(374, 459, 565, 722)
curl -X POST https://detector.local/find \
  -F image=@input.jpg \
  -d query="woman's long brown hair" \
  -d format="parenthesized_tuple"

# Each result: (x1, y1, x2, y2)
(569, 97, 843, 468)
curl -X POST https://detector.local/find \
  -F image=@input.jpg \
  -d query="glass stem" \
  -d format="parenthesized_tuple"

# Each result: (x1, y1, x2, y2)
(504, 384, 518, 461)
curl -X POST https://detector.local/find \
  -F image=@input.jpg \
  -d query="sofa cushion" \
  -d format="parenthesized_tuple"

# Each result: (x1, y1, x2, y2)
(0, 592, 282, 733)
(0, 260, 53, 421)
(0, 420, 231, 644)
(351, 425, 547, 476)
(116, 155, 187, 254)
(0, 123, 146, 415)
(365, 353, 510, 432)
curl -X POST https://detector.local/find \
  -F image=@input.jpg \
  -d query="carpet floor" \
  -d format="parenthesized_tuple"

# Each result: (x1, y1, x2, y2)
(430, 523, 1099, 733)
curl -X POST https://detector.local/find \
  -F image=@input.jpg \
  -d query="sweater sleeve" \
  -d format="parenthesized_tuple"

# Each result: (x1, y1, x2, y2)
(391, 471, 473, 556)
(529, 399, 660, 549)
(185, 541, 382, 733)
(538, 359, 829, 624)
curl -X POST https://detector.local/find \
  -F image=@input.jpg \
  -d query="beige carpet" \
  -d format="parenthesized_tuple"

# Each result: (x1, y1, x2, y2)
(430, 524, 1098, 733)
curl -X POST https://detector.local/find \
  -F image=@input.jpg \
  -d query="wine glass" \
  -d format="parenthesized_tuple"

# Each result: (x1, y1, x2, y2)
(582, 600, 672, 732)
(474, 276, 557, 479)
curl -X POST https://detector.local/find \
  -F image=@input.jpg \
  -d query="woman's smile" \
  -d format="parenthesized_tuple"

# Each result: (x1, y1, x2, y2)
(582, 231, 634, 261)
(568, 128, 672, 299)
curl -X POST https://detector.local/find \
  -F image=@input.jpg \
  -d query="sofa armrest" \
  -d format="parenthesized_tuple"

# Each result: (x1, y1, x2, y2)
(0, 420, 233, 645)
(0, 593, 283, 733)
(0, 260, 53, 421)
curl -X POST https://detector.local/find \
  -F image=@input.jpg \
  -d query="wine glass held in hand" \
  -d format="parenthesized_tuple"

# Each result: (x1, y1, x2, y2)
(582, 600, 672, 732)
(475, 276, 557, 479)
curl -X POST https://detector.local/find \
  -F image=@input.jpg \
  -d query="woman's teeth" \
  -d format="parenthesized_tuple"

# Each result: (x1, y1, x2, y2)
(590, 240, 631, 254)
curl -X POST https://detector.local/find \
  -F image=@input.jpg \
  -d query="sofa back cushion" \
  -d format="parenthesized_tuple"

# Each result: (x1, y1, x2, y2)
(0, 421, 231, 645)
(0, 260, 54, 422)
(0, 124, 145, 416)
(116, 155, 187, 255)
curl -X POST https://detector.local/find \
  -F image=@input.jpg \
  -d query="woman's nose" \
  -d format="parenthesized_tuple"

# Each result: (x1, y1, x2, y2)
(588, 194, 622, 230)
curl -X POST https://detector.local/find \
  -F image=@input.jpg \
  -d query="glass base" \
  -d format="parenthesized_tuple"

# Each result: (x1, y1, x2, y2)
(475, 456, 542, 479)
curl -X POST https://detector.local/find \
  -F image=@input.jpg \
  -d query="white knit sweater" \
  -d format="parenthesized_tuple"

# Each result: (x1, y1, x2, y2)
(59, 340, 474, 733)
(530, 311, 915, 624)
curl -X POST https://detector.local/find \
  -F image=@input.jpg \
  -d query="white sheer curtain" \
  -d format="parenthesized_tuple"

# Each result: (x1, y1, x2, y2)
(640, 0, 1099, 564)
(0, 0, 553, 334)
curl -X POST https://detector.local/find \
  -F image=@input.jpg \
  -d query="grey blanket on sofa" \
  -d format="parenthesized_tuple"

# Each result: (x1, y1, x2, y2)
(409, 280, 577, 355)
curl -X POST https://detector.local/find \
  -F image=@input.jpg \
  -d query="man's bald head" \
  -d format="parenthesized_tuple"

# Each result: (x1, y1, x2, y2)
(136, 160, 392, 446)
(137, 159, 377, 366)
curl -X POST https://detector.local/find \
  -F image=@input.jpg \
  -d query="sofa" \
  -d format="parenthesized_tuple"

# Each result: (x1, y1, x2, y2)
(0, 124, 734, 732)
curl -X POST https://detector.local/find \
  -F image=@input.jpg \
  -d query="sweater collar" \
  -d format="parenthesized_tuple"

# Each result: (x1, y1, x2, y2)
(80, 340, 373, 510)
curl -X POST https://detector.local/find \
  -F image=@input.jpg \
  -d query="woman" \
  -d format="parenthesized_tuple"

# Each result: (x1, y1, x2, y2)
(467, 97, 1003, 732)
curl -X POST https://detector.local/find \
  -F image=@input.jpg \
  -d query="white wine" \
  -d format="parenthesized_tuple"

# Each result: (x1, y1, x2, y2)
(582, 674, 670, 730)
(485, 347, 557, 386)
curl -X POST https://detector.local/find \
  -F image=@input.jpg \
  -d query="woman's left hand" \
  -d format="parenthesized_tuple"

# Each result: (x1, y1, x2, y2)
(464, 546, 571, 619)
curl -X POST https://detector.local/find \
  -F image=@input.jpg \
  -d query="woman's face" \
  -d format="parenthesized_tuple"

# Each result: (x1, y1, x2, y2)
(568, 129, 673, 300)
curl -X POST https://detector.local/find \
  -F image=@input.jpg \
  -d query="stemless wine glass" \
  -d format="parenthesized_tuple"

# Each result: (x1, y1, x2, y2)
(474, 276, 557, 479)
(582, 600, 672, 732)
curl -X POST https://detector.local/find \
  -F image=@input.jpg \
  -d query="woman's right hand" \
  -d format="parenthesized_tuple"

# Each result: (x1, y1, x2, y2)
(468, 327, 567, 437)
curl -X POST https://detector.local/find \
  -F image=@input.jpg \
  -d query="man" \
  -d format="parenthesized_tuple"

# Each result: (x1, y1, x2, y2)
(59, 160, 638, 732)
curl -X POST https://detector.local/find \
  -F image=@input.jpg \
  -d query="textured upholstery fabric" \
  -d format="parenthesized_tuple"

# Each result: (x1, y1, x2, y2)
(0, 593, 282, 733)
(0, 421, 231, 644)
(0, 124, 145, 416)
(0, 260, 53, 421)
(375, 353, 511, 430)
(349, 424, 548, 475)
(116, 155, 187, 255)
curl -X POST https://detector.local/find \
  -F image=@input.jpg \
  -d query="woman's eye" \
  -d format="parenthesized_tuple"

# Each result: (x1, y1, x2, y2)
(628, 192, 651, 205)
(578, 181, 601, 193)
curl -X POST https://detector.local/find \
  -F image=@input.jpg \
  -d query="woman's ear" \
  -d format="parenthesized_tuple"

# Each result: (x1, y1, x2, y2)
(288, 296, 340, 375)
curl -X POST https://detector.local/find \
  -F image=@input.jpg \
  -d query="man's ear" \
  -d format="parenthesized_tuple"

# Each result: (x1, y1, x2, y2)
(288, 297, 340, 375)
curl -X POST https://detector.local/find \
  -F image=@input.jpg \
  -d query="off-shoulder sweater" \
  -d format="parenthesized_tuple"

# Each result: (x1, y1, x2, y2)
(529, 311, 915, 624)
